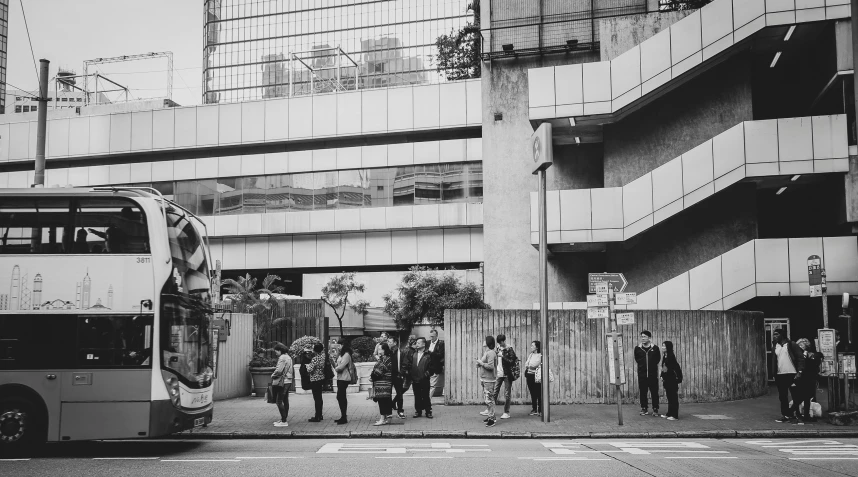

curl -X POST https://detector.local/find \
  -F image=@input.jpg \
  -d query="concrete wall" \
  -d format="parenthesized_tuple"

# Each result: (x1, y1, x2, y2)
(482, 52, 599, 309)
(599, 10, 694, 61)
(606, 183, 758, 295)
(602, 54, 753, 187)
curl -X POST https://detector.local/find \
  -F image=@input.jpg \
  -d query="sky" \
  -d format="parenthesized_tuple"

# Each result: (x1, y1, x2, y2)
(6, 0, 203, 106)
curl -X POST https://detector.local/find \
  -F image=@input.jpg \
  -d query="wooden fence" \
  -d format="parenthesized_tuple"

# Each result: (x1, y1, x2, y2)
(444, 309, 766, 405)
(214, 299, 328, 347)
(213, 313, 253, 401)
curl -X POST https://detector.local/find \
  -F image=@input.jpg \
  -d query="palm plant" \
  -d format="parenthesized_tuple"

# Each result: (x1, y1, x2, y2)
(222, 273, 286, 367)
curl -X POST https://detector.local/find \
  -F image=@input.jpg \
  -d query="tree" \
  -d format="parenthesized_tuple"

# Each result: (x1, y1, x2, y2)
(222, 273, 285, 354)
(383, 266, 490, 331)
(320, 272, 370, 338)
(434, 0, 481, 81)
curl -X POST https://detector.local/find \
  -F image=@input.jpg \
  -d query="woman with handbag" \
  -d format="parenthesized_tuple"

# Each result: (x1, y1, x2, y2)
(371, 343, 394, 426)
(660, 340, 683, 420)
(524, 341, 543, 417)
(270, 343, 293, 427)
(333, 340, 354, 425)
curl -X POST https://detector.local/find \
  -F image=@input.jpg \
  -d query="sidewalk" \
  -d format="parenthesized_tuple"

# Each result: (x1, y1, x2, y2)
(177, 386, 858, 439)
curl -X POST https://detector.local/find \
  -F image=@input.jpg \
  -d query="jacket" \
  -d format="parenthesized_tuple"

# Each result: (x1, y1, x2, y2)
(335, 352, 353, 382)
(634, 344, 661, 379)
(498, 346, 518, 380)
(774, 340, 806, 376)
(478, 348, 498, 383)
(271, 354, 294, 386)
(392, 346, 413, 383)
(428, 339, 445, 375)
(306, 352, 326, 382)
(802, 350, 823, 380)
(660, 352, 682, 385)
(410, 349, 432, 383)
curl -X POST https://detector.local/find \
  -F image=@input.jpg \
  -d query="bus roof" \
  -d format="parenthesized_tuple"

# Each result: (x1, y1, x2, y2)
(0, 187, 162, 200)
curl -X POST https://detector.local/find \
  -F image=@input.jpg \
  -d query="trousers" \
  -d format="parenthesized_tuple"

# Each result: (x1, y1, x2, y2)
(638, 376, 659, 411)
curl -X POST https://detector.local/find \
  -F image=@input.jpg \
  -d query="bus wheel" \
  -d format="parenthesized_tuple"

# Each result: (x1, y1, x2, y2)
(0, 397, 45, 453)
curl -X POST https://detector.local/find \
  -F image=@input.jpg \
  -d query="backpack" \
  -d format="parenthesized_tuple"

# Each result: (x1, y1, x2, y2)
(673, 361, 683, 384)
(348, 356, 358, 385)
(323, 353, 335, 381)
(504, 347, 521, 381)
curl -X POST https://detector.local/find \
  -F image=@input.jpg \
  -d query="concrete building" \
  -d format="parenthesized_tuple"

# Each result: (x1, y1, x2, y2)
(202, 0, 472, 103)
(483, 0, 858, 343)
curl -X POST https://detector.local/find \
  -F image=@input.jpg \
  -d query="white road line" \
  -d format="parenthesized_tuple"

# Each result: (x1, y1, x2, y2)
(0, 459, 30, 462)
(234, 456, 304, 459)
(93, 457, 160, 460)
(375, 456, 453, 459)
(790, 458, 858, 460)
(664, 457, 738, 459)
(529, 458, 613, 461)
(161, 459, 241, 462)
(649, 450, 730, 453)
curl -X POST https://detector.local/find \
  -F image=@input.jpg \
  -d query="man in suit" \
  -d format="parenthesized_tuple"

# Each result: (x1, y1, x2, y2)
(428, 329, 445, 398)
(388, 336, 413, 419)
(411, 337, 433, 418)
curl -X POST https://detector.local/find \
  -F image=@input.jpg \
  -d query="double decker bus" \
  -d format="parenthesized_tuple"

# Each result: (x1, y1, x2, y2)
(0, 187, 215, 451)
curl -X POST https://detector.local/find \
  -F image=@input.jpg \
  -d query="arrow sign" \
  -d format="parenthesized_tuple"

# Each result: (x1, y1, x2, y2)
(588, 273, 628, 293)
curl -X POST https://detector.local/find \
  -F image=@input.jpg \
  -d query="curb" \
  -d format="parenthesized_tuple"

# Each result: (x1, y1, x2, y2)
(169, 429, 858, 439)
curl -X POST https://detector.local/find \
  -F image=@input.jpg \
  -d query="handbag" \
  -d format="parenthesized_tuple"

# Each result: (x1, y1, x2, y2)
(348, 358, 358, 385)
(299, 363, 311, 390)
(534, 365, 555, 384)
(266, 382, 278, 404)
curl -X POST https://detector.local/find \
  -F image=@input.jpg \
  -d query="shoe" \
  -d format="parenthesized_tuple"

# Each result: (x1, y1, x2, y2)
(426, 411, 434, 419)
(480, 410, 490, 416)
(640, 409, 648, 416)
(666, 417, 677, 421)
(373, 418, 389, 426)
(774, 415, 792, 423)
(660, 414, 667, 418)
(485, 419, 496, 428)
(652, 410, 660, 417)
(500, 413, 510, 419)
(274, 421, 289, 427)
(413, 412, 422, 418)
(804, 416, 817, 422)
(308, 417, 322, 423)
(483, 417, 490, 422)
(335, 418, 348, 425)
(273, 421, 281, 425)
(529, 411, 539, 416)
(397, 411, 405, 419)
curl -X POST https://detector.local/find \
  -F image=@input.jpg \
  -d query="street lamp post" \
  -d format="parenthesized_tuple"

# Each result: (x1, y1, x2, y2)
(531, 123, 553, 422)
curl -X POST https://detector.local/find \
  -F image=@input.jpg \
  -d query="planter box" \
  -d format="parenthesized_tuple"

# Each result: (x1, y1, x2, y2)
(292, 365, 360, 393)
(249, 366, 276, 397)
(356, 362, 375, 392)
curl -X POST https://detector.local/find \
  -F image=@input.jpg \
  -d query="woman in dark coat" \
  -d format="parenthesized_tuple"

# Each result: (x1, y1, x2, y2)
(660, 341, 683, 420)
(371, 342, 394, 426)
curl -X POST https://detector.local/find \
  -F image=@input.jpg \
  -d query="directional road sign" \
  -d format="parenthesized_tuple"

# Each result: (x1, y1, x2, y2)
(587, 294, 609, 307)
(588, 273, 628, 293)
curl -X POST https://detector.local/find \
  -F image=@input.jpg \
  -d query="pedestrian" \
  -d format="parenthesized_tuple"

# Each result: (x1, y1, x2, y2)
(333, 339, 353, 425)
(372, 342, 395, 426)
(634, 330, 661, 417)
(388, 336, 413, 419)
(476, 335, 498, 427)
(659, 340, 682, 421)
(428, 329, 445, 398)
(368, 332, 389, 400)
(796, 338, 822, 423)
(524, 340, 543, 416)
(270, 343, 293, 427)
(494, 334, 517, 419)
(306, 342, 326, 422)
(410, 337, 433, 418)
(772, 328, 805, 423)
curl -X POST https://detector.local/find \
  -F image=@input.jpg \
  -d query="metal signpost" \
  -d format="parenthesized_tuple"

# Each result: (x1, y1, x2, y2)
(808, 255, 829, 327)
(532, 123, 553, 423)
(587, 277, 635, 426)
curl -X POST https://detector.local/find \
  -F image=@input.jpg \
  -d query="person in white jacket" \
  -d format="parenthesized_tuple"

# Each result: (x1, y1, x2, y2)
(270, 343, 294, 427)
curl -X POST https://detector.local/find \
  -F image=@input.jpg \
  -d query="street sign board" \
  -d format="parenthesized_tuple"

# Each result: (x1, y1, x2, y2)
(588, 273, 628, 293)
(606, 336, 627, 385)
(594, 282, 609, 294)
(616, 312, 635, 325)
(808, 255, 822, 285)
(587, 306, 609, 319)
(531, 123, 554, 174)
(819, 328, 836, 373)
(840, 354, 856, 375)
(587, 294, 609, 307)
(615, 292, 637, 306)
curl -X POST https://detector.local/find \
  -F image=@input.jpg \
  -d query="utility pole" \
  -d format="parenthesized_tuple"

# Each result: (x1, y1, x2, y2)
(33, 59, 49, 187)
(853, 0, 858, 149)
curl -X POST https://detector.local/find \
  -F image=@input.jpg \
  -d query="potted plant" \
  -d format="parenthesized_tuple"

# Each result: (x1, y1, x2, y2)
(350, 336, 378, 392)
(222, 273, 286, 397)
(289, 335, 322, 394)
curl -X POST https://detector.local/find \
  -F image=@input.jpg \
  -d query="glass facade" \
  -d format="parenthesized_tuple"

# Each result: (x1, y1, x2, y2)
(203, 0, 472, 103)
(129, 161, 482, 216)
(0, 0, 8, 114)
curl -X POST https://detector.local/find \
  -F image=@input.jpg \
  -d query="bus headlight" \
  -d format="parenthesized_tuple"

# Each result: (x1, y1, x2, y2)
(161, 371, 181, 408)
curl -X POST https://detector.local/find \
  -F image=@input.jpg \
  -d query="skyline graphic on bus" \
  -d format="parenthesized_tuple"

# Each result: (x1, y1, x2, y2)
(0, 264, 115, 311)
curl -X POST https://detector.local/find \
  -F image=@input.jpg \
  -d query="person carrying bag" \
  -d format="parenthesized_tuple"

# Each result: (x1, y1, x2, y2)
(270, 343, 293, 427)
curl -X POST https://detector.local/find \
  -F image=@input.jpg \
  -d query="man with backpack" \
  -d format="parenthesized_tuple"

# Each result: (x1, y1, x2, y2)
(634, 330, 661, 417)
(389, 336, 413, 419)
(493, 334, 519, 420)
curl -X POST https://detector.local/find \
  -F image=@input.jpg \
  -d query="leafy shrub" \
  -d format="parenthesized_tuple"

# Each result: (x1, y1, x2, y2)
(351, 336, 377, 363)
(289, 335, 322, 362)
(248, 344, 281, 368)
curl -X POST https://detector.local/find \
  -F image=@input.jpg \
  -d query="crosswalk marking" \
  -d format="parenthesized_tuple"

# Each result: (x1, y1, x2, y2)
(318, 442, 491, 454)
(745, 439, 858, 459)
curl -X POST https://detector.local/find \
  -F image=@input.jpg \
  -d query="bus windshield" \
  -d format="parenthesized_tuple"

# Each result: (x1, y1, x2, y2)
(161, 205, 213, 388)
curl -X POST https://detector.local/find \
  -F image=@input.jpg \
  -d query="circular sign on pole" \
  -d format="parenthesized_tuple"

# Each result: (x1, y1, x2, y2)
(533, 136, 541, 163)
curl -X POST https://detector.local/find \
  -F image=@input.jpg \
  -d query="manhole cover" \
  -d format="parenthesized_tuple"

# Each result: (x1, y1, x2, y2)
(693, 415, 733, 420)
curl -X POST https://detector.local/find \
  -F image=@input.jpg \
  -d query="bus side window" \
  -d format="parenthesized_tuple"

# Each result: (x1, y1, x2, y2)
(0, 315, 76, 369)
(76, 315, 153, 367)
(74, 199, 150, 255)
(0, 197, 73, 254)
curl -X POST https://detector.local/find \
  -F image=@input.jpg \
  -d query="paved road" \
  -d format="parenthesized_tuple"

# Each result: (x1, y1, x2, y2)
(3, 438, 858, 476)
